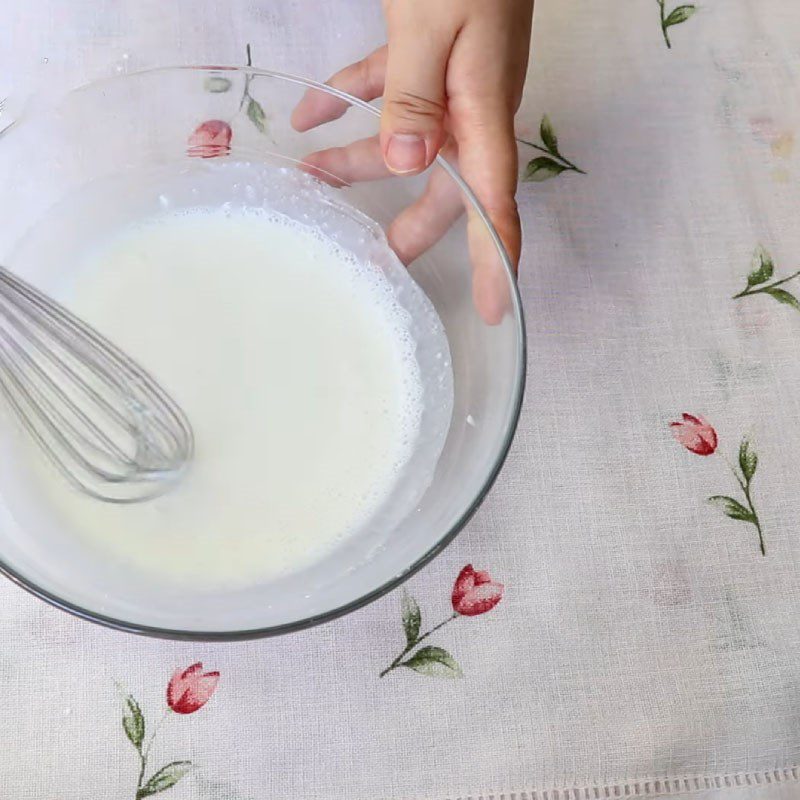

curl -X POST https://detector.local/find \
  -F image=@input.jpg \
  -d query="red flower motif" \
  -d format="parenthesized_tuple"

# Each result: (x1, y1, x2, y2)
(670, 413, 718, 456)
(452, 565, 504, 616)
(187, 120, 232, 158)
(167, 662, 219, 714)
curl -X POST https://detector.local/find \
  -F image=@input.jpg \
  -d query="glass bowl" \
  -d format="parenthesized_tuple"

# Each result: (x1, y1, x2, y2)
(0, 66, 525, 639)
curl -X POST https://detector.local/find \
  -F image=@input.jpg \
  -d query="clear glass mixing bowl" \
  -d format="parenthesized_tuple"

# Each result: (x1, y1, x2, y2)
(0, 66, 525, 639)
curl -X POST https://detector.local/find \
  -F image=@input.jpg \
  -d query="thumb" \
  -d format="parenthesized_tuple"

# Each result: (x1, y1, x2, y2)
(380, 12, 451, 175)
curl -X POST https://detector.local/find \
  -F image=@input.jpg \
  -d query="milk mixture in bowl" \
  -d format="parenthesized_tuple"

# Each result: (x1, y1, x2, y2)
(1, 163, 454, 593)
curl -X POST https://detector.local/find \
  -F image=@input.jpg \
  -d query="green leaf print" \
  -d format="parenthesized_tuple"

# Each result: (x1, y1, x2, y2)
(733, 246, 800, 312)
(122, 694, 145, 752)
(540, 115, 559, 155)
(524, 156, 568, 182)
(246, 97, 268, 134)
(739, 438, 758, 482)
(764, 287, 800, 310)
(137, 762, 192, 799)
(401, 646, 463, 679)
(401, 591, 421, 647)
(657, 1, 697, 48)
(518, 116, 585, 182)
(204, 75, 232, 94)
(708, 496, 756, 523)
(664, 5, 697, 27)
(747, 245, 774, 287)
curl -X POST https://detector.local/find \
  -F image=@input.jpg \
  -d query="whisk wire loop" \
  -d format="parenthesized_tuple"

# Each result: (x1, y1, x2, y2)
(0, 265, 193, 502)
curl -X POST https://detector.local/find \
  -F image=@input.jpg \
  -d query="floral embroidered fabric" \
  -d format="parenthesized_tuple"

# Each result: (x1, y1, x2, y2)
(0, 1, 798, 799)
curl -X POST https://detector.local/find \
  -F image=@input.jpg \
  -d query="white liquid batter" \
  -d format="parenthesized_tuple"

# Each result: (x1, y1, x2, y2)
(30, 206, 431, 587)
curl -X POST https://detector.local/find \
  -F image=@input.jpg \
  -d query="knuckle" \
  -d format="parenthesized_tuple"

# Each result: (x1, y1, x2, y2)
(386, 91, 445, 125)
(482, 196, 520, 225)
(355, 57, 373, 90)
(355, 48, 386, 96)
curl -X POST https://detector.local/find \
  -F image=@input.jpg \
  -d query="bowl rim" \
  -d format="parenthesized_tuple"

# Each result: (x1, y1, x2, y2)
(0, 64, 527, 640)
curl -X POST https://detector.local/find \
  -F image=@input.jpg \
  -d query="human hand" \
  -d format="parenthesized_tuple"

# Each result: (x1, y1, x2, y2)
(291, 0, 534, 324)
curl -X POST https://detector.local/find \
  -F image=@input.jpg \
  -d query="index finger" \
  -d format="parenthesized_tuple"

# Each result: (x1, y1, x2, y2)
(291, 47, 387, 132)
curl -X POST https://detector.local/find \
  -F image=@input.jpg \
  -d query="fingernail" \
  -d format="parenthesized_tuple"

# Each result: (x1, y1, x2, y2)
(385, 134, 426, 174)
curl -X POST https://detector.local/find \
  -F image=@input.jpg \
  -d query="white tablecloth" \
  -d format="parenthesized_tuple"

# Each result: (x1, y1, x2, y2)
(2, 2, 800, 799)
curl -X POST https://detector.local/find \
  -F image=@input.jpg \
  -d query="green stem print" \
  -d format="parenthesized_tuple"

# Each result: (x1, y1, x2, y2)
(671, 415, 766, 556)
(0, 96, 12, 139)
(120, 663, 219, 799)
(380, 565, 504, 679)
(712, 441, 765, 557)
(240, 44, 268, 133)
(379, 609, 460, 678)
(657, 0, 697, 49)
(733, 245, 800, 311)
(518, 115, 586, 182)
(203, 43, 269, 136)
(133, 710, 184, 800)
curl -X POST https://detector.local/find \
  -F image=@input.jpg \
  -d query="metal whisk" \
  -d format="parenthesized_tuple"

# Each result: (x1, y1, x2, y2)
(0, 265, 193, 503)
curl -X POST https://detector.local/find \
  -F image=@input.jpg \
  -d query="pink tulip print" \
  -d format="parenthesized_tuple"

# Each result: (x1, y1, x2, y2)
(671, 415, 766, 556)
(187, 120, 232, 158)
(186, 45, 269, 160)
(380, 565, 505, 678)
(167, 663, 220, 715)
(451, 564, 505, 616)
(670, 414, 718, 456)
(121, 662, 219, 798)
